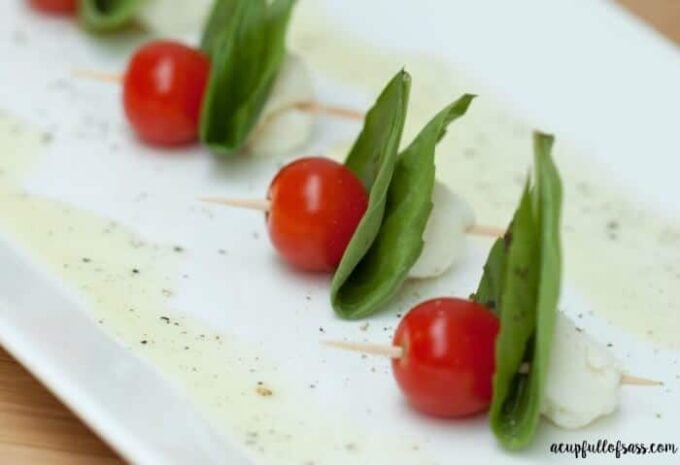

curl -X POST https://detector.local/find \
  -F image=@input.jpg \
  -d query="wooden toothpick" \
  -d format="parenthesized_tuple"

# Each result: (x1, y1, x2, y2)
(323, 340, 662, 387)
(292, 101, 364, 121)
(619, 374, 663, 386)
(72, 68, 364, 121)
(322, 340, 404, 359)
(72, 68, 123, 83)
(199, 197, 271, 212)
(199, 197, 504, 238)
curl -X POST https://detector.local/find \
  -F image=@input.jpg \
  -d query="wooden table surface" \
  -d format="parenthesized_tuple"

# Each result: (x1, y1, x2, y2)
(1, 2, 678, 464)
(0, 348, 123, 464)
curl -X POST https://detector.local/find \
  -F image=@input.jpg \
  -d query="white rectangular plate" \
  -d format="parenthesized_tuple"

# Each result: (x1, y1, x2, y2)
(1, 1, 679, 464)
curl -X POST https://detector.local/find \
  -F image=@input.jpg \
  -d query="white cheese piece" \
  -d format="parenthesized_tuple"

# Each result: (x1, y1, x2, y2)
(541, 313, 622, 429)
(137, 0, 213, 37)
(246, 54, 315, 156)
(407, 182, 475, 279)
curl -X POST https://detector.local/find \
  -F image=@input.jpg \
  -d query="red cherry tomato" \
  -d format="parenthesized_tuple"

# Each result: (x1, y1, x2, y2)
(123, 41, 210, 146)
(392, 297, 499, 418)
(267, 157, 369, 272)
(29, 0, 77, 14)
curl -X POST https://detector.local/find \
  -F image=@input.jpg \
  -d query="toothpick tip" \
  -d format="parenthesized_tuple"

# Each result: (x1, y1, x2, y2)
(199, 197, 271, 212)
(322, 340, 403, 359)
(621, 374, 663, 386)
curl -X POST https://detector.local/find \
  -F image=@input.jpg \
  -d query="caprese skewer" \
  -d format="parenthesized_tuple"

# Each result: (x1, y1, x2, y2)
(324, 299, 659, 423)
(200, 158, 499, 273)
(76, 41, 361, 151)
(74, 0, 368, 156)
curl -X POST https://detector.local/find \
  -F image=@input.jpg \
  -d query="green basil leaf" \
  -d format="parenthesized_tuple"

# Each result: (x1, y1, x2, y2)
(329, 70, 410, 319)
(332, 91, 475, 319)
(79, 0, 141, 32)
(200, 0, 241, 57)
(199, 0, 296, 155)
(519, 132, 562, 444)
(474, 132, 562, 450)
(489, 182, 540, 446)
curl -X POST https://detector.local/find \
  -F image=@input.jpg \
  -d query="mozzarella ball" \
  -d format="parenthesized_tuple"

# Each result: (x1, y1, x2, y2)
(408, 182, 475, 279)
(137, 0, 213, 37)
(246, 54, 315, 156)
(541, 313, 621, 429)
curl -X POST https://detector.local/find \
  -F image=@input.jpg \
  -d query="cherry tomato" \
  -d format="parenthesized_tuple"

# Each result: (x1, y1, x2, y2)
(392, 297, 499, 418)
(123, 41, 210, 146)
(29, 0, 77, 14)
(266, 157, 369, 272)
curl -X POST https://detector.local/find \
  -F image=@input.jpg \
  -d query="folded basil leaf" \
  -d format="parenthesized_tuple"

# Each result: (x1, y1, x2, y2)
(473, 132, 562, 450)
(199, 0, 296, 155)
(329, 70, 410, 319)
(332, 91, 475, 319)
(79, 0, 141, 32)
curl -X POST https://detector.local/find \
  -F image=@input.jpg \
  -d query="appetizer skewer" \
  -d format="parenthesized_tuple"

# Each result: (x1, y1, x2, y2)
(71, 0, 319, 154)
(200, 181, 502, 272)
(74, 68, 365, 122)
(75, 49, 363, 149)
(323, 301, 660, 421)
(77, 48, 363, 153)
